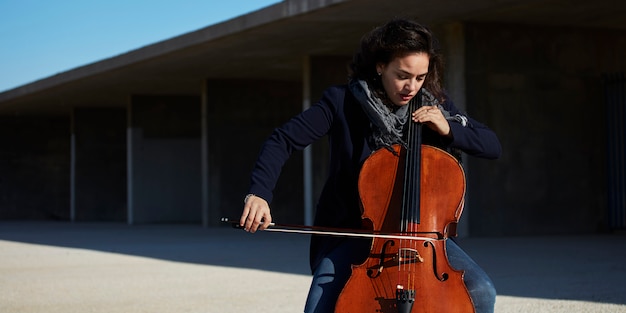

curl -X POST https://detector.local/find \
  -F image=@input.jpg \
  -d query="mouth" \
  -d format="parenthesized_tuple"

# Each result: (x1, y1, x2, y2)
(399, 94, 414, 102)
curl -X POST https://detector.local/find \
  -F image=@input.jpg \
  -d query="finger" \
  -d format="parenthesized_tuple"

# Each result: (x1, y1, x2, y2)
(412, 107, 434, 119)
(259, 213, 272, 231)
(254, 208, 271, 232)
(240, 205, 251, 228)
(245, 207, 261, 232)
(412, 107, 428, 116)
(249, 209, 265, 233)
(413, 110, 432, 123)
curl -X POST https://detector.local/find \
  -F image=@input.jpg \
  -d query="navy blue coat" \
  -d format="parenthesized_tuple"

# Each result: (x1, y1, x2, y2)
(247, 85, 501, 270)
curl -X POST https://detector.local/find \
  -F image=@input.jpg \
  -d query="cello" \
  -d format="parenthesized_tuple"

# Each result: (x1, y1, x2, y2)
(334, 94, 475, 312)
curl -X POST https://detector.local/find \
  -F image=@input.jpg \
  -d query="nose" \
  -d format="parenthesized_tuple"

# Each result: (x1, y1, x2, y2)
(404, 79, 418, 92)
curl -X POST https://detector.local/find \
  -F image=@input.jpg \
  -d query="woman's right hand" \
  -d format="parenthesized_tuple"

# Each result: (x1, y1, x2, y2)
(240, 195, 272, 233)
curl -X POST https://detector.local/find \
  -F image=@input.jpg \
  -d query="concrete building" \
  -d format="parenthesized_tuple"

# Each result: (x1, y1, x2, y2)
(0, 0, 624, 236)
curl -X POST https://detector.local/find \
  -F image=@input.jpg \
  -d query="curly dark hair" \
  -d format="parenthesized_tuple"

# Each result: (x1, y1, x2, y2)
(349, 18, 445, 103)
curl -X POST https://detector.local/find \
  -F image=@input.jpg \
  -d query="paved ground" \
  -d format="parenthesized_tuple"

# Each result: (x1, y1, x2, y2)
(0, 221, 625, 313)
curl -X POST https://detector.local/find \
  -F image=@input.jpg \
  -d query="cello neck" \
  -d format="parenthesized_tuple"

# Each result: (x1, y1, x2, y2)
(401, 92, 423, 229)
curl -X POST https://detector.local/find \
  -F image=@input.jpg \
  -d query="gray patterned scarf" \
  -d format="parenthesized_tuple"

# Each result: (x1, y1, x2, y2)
(349, 79, 468, 161)
(349, 79, 409, 149)
(349, 79, 442, 150)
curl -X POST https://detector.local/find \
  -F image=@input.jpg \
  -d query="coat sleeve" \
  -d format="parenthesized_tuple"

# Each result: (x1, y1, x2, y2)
(442, 98, 502, 160)
(247, 86, 343, 203)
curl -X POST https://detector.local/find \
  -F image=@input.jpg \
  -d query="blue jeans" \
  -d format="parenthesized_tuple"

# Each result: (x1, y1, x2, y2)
(304, 238, 496, 313)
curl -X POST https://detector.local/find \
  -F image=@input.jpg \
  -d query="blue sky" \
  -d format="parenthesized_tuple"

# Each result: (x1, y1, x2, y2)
(0, 0, 279, 92)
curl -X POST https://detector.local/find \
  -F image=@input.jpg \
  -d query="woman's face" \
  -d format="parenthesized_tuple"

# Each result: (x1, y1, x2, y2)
(376, 52, 429, 107)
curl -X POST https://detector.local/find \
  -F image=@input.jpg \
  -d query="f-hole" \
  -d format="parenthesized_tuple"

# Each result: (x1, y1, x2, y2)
(424, 241, 449, 281)
(368, 240, 395, 278)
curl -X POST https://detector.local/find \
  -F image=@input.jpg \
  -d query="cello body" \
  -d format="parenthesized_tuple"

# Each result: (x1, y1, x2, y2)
(334, 144, 475, 313)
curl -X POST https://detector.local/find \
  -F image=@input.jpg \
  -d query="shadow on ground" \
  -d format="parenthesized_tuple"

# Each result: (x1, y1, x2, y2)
(0, 221, 311, 275)
(1, 221, 625, 306)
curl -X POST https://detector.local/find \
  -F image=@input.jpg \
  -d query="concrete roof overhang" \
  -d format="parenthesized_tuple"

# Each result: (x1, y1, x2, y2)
(1, 0, 624, 115)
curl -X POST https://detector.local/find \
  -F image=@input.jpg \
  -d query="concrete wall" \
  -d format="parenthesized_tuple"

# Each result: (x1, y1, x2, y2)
(129, 95, 201, 224)
(464, 23, 626, 235)
(0, 116, 70, 219)
(1, 23, 624, 237)
(73, 108, 126, 221)
(309, 56, 352, 217)
(206, 79, 303, 225)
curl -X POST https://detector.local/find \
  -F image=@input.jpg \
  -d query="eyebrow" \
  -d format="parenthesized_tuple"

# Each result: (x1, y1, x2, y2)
(398, 69, 428, 78)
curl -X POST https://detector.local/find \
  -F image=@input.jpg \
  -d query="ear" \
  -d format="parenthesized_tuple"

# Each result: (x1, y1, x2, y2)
(376, 63, 385, 75)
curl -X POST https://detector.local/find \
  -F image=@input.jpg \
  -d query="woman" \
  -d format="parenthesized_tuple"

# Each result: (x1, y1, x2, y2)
(240, 18, 501, 313)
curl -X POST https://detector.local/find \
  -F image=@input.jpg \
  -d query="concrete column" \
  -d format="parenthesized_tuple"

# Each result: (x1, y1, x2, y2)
(70, 114, 76, 222)
(302, 56, 314, 226)
(126, 98, 135, 225)
(201, 80, 210, 227)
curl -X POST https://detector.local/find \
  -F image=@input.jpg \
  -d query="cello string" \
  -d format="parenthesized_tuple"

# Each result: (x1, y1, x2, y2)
(410, 94, 422, 292)
(401, 95, 421, 292)
(403, 96, 418, 289)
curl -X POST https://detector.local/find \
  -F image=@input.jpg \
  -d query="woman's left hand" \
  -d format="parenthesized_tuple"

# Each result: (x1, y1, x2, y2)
(412, 105, 451, 137)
